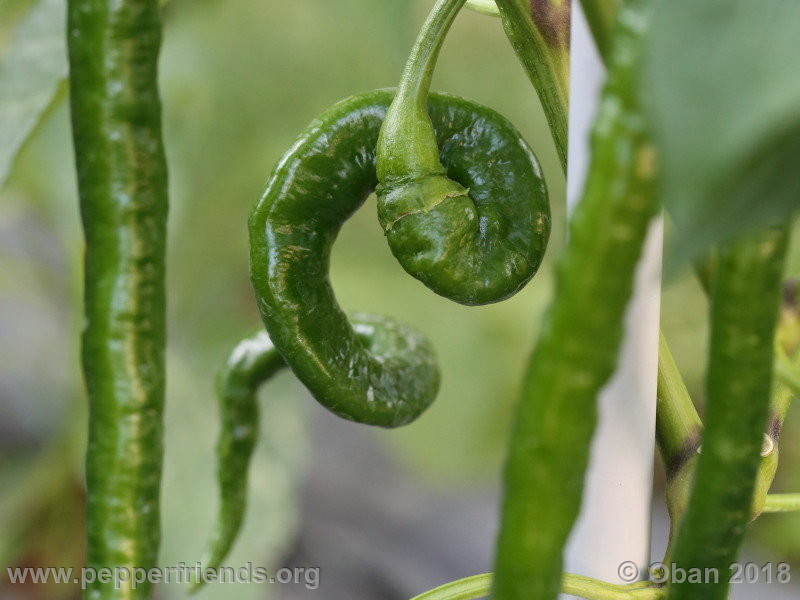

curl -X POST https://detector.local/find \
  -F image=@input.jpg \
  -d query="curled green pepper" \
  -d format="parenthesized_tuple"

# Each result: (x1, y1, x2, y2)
(197, 314, 425, 581)
(248, 88, 546, 427)
(376, 0, 550, 305)
(207, 82, 547, 574)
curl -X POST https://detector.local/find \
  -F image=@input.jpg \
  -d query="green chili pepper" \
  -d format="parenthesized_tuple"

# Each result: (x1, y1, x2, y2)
(665, 226, 788, 600)
(195, 331, 283, 583)
(196, 314, 426, 582)
(67, 0, 168, 598)
(248, 86, 546, 427)
(492, 1, 657, 598)
(376, 0, 550, 306)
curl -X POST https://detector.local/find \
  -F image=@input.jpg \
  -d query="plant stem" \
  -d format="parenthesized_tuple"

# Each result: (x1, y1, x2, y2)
(410, 573, 663, 600)
(656, 331, 702, 558)
(656, 332, 702, 471)
(775, 349, 800, 399)
(494, 0, 569, 172)
(762, 493, 800, 513)
(396, 0, 466, 110)
(465, 0, 499, 17)
(377, 0, 466, 181)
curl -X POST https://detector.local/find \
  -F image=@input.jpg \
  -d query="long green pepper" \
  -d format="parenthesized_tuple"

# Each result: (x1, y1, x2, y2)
(493, 1, 657, 598)
(665, 227, 788, 600)
(67, 0, 169, 598)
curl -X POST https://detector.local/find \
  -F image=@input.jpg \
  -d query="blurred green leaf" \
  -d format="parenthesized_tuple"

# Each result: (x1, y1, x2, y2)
(643, 0, 800, 269)
(0, 0, 67, 190)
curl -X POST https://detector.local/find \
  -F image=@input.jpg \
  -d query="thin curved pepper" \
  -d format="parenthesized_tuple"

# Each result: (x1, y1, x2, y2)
(248, 87, 546, 427)
(377, 0, 550, 306)
(665, 226, 788, 600)
(492, 1, 657, 598)
(195, 314, 425, 582)
(67, 0, 169, 598)
(195, 331, 283, 582)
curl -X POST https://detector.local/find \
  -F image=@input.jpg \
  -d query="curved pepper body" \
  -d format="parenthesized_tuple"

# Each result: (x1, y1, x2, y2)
(377, 99, 549, 305)
(249, 89, 548, 427)
(199, 315, 426, 579)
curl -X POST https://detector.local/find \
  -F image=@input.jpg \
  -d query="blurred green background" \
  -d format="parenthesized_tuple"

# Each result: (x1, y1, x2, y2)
(1, 1, 799, 599)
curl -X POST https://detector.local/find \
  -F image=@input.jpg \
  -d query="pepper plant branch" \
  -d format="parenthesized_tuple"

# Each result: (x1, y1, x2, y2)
(409, 573, 663, 600)
(494, 0, 569, 172)
(775, 347, 800, 400)
(762, 493, 800, 513)
(656, 331, 702, 472)
(464, 0, 568, 174)
(465, 0, 500, 17)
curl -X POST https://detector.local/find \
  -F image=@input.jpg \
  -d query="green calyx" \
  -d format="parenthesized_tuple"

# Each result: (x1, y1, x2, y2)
(376, 0, 470, 244)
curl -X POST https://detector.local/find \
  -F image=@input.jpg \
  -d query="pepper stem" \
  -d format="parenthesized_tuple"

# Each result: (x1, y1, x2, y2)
(465, 0, 499, 17)
(763, 493, 800, 513)
(397, 0, 467, 111)
(408, 572, 662, 600)
(377, 0, 467, 182)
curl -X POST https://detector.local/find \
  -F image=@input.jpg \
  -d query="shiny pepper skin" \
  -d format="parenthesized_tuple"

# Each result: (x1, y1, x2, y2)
(249, 88, 548, 428)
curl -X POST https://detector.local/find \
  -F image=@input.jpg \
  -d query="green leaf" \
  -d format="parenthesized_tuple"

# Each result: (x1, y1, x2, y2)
(0, 0, 68, 190)
(643, 0, 800, 268)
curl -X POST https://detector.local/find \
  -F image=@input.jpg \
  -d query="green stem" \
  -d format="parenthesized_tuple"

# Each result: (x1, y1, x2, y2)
(656, 332, 702, 470)
(494, 0, 569, 172)
(579, 0, 619, 64)
(465, 0, 499, 17)
(464, 0, 569, 174)
(410, 573, 662, 600)
(762, 493, 800, 513)
(397, 0, 465, 110)
(656, 331, 702, 559)
(775, 349, 800, 400)
(377, 0, 466, 181)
